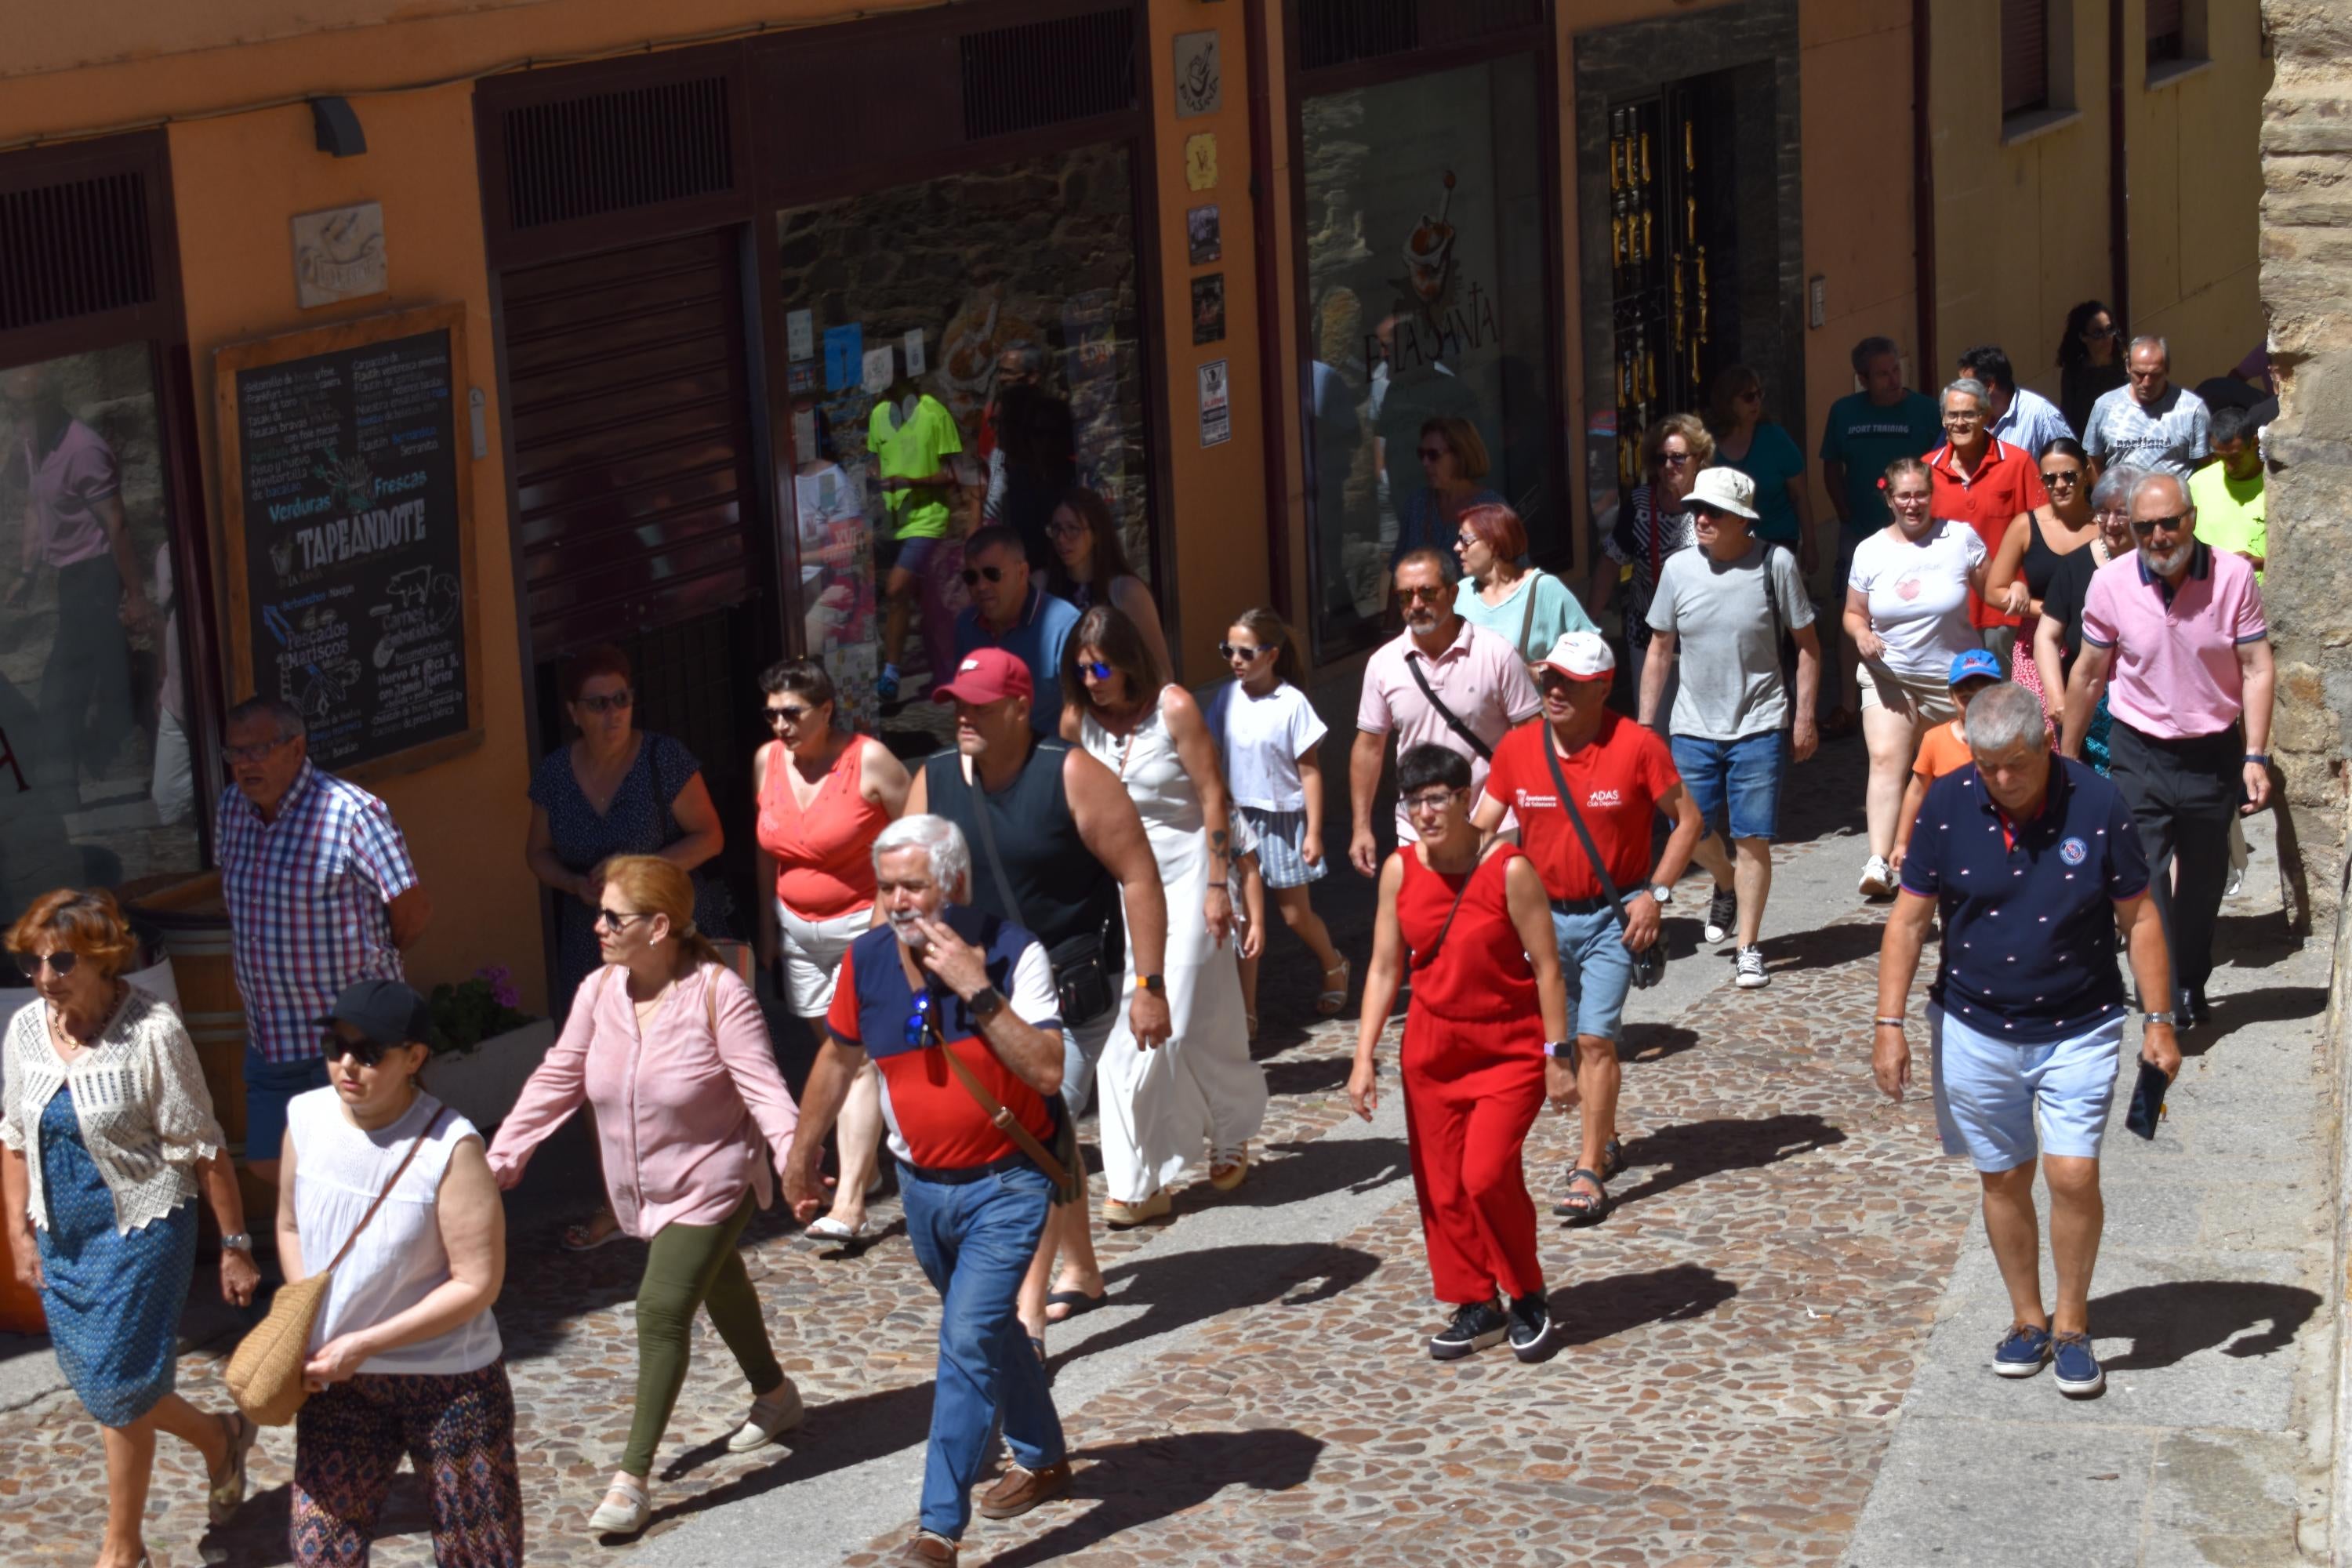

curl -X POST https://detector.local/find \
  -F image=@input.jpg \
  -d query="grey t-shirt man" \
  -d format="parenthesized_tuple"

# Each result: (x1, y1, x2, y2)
(1646, 541, 1817, 739)
(2082, 383, 2211, 478)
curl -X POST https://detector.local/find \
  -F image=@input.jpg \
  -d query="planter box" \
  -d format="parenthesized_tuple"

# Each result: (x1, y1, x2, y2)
(426, 1018, 555, 1131)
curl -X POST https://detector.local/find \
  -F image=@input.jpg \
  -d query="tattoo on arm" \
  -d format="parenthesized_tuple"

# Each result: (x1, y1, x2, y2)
(1209, 828, 1231, 872)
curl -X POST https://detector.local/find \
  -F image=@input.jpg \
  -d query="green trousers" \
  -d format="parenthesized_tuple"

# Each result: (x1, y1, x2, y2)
(623, 1190, 782, 1477)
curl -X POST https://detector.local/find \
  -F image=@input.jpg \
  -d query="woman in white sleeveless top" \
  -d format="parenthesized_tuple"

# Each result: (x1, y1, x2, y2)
(278, 978, 518, 1568)
(1060, 604, 1268, 1229)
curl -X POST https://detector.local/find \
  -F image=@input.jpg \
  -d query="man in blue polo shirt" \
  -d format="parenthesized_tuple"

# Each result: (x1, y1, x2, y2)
(1870, 682, 2179, 1401)
(952, 524, 1079, 735)
(787, 813, 1074, 1566)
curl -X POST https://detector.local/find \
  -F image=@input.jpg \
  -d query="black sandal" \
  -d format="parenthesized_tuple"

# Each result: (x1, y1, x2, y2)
(1600, 1138, 1625, 1182)
(1555, 1167, 1611, 1226)
(1044, 1288, 1105, 1323)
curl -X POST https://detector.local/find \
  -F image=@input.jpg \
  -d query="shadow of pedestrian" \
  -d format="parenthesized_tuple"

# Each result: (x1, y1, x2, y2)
(2087, 1279, 2322, 1372)
(1052, 1241, 1382, 1370)
(1754, 920, 1889, 972)
(1548, 1263, 1738, 1346)
(1209, 1138, 1411, 1210)
(978, 1427, 1324, 1568)
(1605, 1114, 1847, 1210)
(2186, 985, 2327, 1060)
(1617, 1023, 1699, 1065)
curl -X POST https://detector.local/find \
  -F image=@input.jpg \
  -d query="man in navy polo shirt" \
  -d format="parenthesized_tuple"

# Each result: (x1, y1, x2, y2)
(1871, 682, 2179, 1400)
(787, 813, 1073, 1566)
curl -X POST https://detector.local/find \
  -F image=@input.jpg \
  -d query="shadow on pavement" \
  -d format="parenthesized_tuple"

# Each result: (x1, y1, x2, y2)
(1606, 1114, 1848, 1210)
(982, 1428, 1325, 1568)
(1551, 1263, 1738, 1346)
(1617, 1023, 1700, 1065)
(2088, 1279, 2323, 1372)
(1058, 1241, 1384, 1370)
(1755, 919, 1888, 973)
(1208, 1138, 1410, 1211)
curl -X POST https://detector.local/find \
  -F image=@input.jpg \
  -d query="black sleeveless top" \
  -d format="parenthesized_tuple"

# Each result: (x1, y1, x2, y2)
(923, 740, 1119, 953)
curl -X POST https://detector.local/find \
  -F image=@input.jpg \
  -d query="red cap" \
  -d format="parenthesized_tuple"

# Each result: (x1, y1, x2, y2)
(931, 648, 1033, 706)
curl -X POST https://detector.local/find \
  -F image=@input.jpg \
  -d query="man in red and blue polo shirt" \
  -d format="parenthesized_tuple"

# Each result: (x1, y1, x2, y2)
(1926, 376, 2053, 673)
(786, 814, 1072, 1567)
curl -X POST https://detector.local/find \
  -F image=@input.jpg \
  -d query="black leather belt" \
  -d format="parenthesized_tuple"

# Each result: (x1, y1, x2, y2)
(898, 1148, 1038, 1186)
(1549, 894, 1614, 916)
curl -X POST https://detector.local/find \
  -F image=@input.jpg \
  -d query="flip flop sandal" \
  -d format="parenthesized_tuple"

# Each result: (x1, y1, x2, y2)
(805, 1214, 869, 1242)
(561, 1216, 625, 1252)
(1554, 1167, 1611, 1226)
(1044, 1287, 1105, 1323)
(1316, 960, 1352, 1017)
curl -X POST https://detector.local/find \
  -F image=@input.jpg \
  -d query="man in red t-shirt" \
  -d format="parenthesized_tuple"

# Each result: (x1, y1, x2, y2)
(1472, 632, 1704, 1225)
(1926, 376, 2054, 673)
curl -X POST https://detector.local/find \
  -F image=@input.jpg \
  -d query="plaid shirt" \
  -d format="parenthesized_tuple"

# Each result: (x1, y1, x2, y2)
(216, 760, 419, 1063)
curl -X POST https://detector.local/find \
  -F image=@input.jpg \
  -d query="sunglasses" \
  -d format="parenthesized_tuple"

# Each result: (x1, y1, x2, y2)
(594, 908, 654, 932)
(960, 565, 1007, 587)
(2041, 470, 2082, 487)
(764, 702, 813, 728)
(224, 736, 294, 764)
(2087, 323, 2120, 339)
(1399, 584, 1449, 603)
(13, 949, 78, 979)
(1403, 789, 1461, 814)
(904, 988, 935, 1048)
(2129, 514, 2190, 537)
(321, 1031, 394, 1069)
(575, 690, 633, 715)
(1658, 451, 1694, 466)
(1417, 447, 1449, 463)
(1080, 660, 1115, 681)
(1218, 641, 1268, 661)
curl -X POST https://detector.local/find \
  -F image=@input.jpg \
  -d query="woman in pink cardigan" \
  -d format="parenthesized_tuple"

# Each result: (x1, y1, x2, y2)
(488, 855, 802, 1538)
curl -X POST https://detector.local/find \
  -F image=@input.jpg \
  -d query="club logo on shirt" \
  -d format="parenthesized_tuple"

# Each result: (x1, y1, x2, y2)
(2060, 837, 2088, 865)
(1514, 789, 1559, 811)
(1587, 789, 1623, 808)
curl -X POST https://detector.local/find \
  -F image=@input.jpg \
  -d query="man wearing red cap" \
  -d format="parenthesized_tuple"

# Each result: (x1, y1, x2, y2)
(903, 646, 1171, 1349)
(1473, 631, 1703, 1225)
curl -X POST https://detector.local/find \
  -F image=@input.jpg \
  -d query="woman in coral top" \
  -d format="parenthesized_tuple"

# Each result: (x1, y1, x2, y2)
(752, 658, 909, 1240)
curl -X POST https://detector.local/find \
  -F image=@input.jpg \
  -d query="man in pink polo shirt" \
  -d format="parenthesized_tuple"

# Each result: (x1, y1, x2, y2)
(2060, 470, 2274, 1028)
(1348, 548, 1541, 876)
(1926, 376, 2053, 675)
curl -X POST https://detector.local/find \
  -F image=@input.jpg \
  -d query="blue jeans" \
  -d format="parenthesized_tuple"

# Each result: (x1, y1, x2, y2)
(898, 1162, 1063, 1539)
(243, 1047, 329, 1163)
(1551, 906, 1635, 1042)
(1670, 731, 1788, 842)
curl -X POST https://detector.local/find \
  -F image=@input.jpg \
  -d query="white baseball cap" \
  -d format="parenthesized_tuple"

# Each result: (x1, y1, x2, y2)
(1535, 630, 1616, 683)
(1687, 466, 1760, 520)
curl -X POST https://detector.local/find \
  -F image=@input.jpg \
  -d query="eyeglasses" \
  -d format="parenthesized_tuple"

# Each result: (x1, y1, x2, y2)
(1398, 584, 1449, 603)
(13, 949, 77, 979)
(2041, 470, 2082, 488)
(321, 1031, 392, 1069)
(960, 564, 1007, 587)
(765, 702, 813, 728)
(593, 908, 653, 932)
(1047, 520, 1088, 541)
(575, 690, 633, 715)
(1080, 660, 1115, 682)
(2129, 513, 2190, 537)
(1218, 641, 1268, 661)
(904, 989, 935, 1048)
(1941, 411, 1984, 426)
(1417, 447, 1449, 463)
(224, 735, 295, 764)
(1403, 788, 1461, 815)
(2086, 323, 2120, 339)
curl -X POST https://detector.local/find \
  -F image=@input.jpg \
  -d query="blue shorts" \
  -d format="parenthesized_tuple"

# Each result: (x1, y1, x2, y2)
(1670, 731, 1787, 842)
(1552, 905, 1635, 1043)
(1059, 1008, 1120, 1119)
(894, 535, 942, 577)
(243, 1047, 329, 1163)
(1929, 1004, 2125, 1172)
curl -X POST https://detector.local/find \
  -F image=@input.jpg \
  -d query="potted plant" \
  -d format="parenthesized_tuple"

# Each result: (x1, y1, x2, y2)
(422, 966, 554, 1129)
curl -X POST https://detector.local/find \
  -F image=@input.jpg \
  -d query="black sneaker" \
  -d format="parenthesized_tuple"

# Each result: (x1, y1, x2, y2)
(1507, 1293, 1563, 1363)
(2176, 985, 2201, 1033)
(1428, 1300, 1508, 1361)
(2188, 986, 2212, 1026)
(1704, 886, 1738, 944)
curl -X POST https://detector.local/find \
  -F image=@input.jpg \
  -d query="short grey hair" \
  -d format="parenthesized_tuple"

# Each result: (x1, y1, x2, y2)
(1941, 377, 1991, 416)
(2127, 334, 2170, 363)
(873, 813, 971, 892)
(2128, 469, 2191, 516)
(224, 695, 306, 740)
(1963, 681, 2049, 755)
(2089, 463, 2144, 514)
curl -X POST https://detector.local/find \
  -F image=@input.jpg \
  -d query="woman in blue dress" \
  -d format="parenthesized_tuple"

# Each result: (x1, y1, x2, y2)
(522, 643, 731, 1250)
(0, 888, 263, 1566)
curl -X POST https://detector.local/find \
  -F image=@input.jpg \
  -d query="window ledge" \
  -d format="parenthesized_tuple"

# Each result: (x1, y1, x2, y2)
(2000, 107, 2084, 147)
(2146, 56, 2215, 89)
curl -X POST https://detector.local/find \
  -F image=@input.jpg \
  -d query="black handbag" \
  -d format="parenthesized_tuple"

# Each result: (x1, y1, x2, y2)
(960, 757, 1120, 1027)
(1541, 733, 1666, 989)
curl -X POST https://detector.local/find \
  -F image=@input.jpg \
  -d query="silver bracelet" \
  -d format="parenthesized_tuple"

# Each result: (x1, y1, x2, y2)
(1874, 1016, 1906, 1029)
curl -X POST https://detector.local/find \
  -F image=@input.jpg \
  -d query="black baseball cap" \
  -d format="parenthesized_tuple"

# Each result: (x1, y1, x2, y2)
(316, 978, 433, 1049)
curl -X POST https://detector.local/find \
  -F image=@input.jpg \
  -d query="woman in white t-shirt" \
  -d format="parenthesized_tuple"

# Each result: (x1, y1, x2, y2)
(1842, 456, 2020, 896)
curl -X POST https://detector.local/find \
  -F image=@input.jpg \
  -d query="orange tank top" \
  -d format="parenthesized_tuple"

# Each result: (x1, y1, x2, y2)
(756, 735, 891, 920)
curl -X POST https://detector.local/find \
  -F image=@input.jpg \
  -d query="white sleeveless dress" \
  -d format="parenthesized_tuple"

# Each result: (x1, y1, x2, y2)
(1080, 692, 1268, 1201)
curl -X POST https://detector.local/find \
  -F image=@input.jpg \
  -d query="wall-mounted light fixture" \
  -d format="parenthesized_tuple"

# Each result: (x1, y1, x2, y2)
(310, 97, 368, 158)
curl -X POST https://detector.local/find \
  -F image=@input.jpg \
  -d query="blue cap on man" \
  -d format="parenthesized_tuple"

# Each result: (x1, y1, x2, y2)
(1947, 649, 2003, 687)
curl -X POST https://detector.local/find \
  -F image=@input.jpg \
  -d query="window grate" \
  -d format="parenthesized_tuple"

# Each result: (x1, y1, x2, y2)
(0, 171, 154, 334)
(502, 76, 734, 231)
(959, 8, 1137, 141)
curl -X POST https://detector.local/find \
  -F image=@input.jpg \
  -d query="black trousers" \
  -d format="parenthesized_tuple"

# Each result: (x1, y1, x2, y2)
(2107, 719, 2241, 997)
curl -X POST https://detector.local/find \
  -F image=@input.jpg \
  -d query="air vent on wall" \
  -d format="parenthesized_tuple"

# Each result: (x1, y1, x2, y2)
(0, 171, 154, 334)
(1298, 0, 1541, 73)
(502, 75, 734, 231)
(960, 7, 1137, 141)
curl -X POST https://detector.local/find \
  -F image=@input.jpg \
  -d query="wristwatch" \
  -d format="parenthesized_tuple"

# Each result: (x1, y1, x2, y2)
(1542, 1040, 1575, 1059)
(1136, 973, 1166, 996)
(967, 986, 1005, 1021)
(220, 1232, 253, 1254)
(1647, 884, 1673, 905)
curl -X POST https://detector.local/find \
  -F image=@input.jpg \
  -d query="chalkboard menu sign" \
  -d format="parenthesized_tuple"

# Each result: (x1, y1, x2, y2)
(216, 305, 482, 779)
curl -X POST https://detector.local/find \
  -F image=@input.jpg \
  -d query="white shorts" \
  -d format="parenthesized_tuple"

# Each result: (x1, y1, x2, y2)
(777, 899, 871, 1018)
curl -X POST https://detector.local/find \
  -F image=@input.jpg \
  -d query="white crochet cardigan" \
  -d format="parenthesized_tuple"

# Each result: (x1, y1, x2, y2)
(0, 985, 226, 1235)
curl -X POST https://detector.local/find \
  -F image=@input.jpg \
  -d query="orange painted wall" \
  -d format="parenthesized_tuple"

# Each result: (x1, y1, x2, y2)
(165, 89, 546, 1013)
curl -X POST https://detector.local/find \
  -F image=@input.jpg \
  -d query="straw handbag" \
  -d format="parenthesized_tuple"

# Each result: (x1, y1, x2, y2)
(225, 1106, 448, 1425)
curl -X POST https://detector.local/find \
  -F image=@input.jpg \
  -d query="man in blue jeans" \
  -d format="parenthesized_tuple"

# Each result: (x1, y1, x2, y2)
(1638, 467, 1820, 989)
(789, 814, 1073, 1566)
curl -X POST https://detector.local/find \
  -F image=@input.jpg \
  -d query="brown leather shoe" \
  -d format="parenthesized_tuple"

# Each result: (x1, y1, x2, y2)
(977, 1459, 1073, 1520)
(890, 1532, 957, 1566)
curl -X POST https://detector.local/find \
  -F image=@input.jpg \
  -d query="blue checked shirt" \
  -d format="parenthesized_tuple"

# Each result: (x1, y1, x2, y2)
(216, 760, 419, 1063)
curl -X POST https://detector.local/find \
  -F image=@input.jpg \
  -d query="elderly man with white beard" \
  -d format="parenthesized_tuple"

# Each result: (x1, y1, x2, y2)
(2060, 470, 2275, 1030)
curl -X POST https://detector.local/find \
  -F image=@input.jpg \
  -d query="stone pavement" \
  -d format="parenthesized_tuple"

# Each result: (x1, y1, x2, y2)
(0, 743, 2334, 1567)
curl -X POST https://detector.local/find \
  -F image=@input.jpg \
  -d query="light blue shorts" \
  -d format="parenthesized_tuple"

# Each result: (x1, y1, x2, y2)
(1060, 1008, 1120, 1119)
(1552, 905, 1635, 1043)
(1929, 1004, 2124, 1172)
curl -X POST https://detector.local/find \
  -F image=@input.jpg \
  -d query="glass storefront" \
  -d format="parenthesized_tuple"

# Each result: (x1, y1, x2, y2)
(0, 346, 203, 927)
(776, 141, 1152, 735)
(1299, 53, 1559, 653)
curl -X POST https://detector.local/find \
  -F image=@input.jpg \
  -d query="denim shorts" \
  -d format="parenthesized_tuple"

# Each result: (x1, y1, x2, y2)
(893, 535, 941, 576)
(1059, 1007, 1120, 1119)
(1670, 731, 1788, 842)
(1929, 1004, 2125, 1172)
(244, 1046, 330, 1163)
(1552, 905, 1635, 1043)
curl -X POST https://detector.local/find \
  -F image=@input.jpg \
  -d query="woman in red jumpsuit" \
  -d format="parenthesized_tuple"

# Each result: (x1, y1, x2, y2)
(1348, 743, 1577, 1363)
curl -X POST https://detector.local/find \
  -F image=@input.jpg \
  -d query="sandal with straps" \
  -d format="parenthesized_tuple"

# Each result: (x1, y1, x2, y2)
(1554, 1167, 1611, 1226)
(1316, 960, 1351, 1017)
(590, 1474, 652, 1537)
(208, 1408, 260, 1526)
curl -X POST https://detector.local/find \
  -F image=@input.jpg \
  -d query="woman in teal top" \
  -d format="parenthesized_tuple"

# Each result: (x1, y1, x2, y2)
(1708, 364, 1816, 574)
(1450, 501, 1594, 662)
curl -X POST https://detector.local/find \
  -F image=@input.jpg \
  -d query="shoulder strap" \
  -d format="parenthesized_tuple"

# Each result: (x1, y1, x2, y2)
(320, 1105, 451, 1276)
(959, 754, 1027, 926)
(1403, 650, 1494, 762)
(920, 980, 1073, 1194)
(1517, 568, 1546, 654)
(1760, 543, 1787, 652)
(1413, 852, 1478, 967)
(1541, 731, 1635, 934)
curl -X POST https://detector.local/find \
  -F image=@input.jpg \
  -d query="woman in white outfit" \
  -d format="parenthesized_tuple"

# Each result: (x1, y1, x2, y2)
(1060, 604, 1268, 1226)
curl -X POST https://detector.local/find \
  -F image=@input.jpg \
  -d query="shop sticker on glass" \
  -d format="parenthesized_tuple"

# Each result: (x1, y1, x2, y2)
(792, 408, 818, 460)
(903, 328, 927, 378)
(787, 308, 815, 362)
(823, 325, 864, 391)
(1185, 132, 1218, 192)
(862, 345, 896, 394)
(786, 361, 817, 394)
(1174, 31, 1221, 118)
(1198, 359, 1231, 448)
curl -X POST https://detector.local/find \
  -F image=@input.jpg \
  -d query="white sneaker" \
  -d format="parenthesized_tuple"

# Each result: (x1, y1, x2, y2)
(1858, 854, 1893, 898)
(1735, 946, 1769, 989)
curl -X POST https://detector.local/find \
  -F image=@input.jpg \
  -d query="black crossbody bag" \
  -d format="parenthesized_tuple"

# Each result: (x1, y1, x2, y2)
(960, 757, 1120, 1027)
(1404, 652, 1494, 761)
(1541, 738, 1666, 989)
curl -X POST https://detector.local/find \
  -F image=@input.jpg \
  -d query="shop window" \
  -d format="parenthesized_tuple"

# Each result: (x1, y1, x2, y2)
(1299, 52, 1558, 652)
(777, 141, 1150, 739)
(2002, 0, 2051, 117)
(0, 346, 202, 926)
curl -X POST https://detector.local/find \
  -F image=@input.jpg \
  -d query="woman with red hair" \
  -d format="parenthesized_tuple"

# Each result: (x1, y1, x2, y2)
(1452, 501, 1594, 662)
